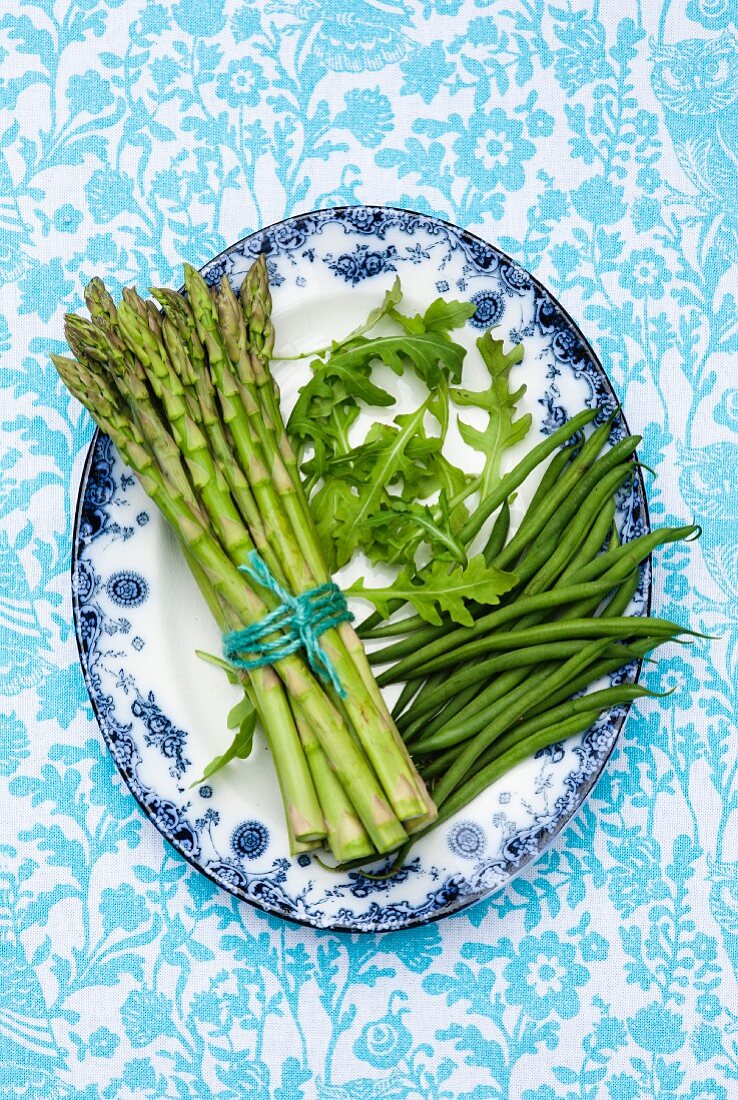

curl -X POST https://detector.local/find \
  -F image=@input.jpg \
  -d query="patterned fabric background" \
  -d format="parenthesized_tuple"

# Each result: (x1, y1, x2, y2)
(1, 0, 737, 1096)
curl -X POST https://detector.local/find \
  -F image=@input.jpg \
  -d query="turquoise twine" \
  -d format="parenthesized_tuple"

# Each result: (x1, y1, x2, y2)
(222, 552, 353, 697)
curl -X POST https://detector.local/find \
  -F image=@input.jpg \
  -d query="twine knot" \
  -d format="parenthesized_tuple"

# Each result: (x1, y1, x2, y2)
(222, 552, 352, 697)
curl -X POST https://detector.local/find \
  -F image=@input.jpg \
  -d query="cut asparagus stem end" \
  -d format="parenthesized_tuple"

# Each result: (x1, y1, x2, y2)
(289, 806, 327, 844)
(329, 811, 376, 864)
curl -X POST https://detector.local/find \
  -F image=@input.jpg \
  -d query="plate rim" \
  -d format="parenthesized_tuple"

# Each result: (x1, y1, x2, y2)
(70, 203, 652, 933)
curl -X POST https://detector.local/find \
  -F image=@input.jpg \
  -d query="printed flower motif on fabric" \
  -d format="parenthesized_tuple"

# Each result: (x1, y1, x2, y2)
(0, 1, 734, 1095)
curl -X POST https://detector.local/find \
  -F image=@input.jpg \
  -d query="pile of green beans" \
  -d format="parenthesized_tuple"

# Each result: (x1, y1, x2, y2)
(358, 414, 700, 865)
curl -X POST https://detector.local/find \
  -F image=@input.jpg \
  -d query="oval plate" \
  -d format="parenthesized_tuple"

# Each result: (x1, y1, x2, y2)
(72, 206, 650, 932)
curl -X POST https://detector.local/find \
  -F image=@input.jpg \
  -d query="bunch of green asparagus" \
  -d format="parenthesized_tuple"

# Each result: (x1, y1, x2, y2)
(53, 257, 435, 862)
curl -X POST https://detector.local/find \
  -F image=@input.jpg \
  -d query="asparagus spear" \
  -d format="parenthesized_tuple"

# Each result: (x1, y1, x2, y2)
(153, 295, 274, 564)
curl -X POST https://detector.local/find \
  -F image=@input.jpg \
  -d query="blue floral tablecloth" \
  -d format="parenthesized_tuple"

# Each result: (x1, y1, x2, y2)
(2, 1, 737, 1097)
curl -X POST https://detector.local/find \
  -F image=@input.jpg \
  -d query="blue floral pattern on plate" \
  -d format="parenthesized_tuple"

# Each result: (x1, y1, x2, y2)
(72, 206, 649, 932)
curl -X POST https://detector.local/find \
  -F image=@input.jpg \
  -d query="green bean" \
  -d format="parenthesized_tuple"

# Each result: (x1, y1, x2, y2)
(404, 643, 546, 741)
(402, 681, 481, 744)
(508, 444, 615, 602)
(430, 689, 649, 820)
(488, 419, 614, 567)
(511, 465, 631, 592)
(499, 448, 578, 574)
(494, 434, 639, 572)
(398, 677, 457, 733)
(522, 634, 667, 724)
(377, 614, 688, 684)
(474, 688, 637, 772)
(411, 632, 651, 755)
(432, 639, 615, 804)
(482, 499, 511, 566)
(479, 500, 621, 637)
(392, 559, 642, 741)
(460, 407, 598, 544)
(421, 745, 463, 781)
(515, 443, 577, 538)
(401, 638, 628, 728)
(397, 674, 460, 737)
(412, 664, 557, 754)
(360, 613, 436, 640)
(391, 677, 424, 720)
(568, 525, 699, 587)
(414, 666, 538, 746)
(524, 465, 633, 595)
(566, 565, 640, 621)
(556, 498, 616, 585)
(356, 607, 384, 636)
(600, 567, 640, 617)
(404, 658, 545, 735)
(375, 683, 650, 874)
(395, 594, 567, 730)
(424, 571, 646, 741)
(610, 519, 621, 549)
(511, 438, 612, 561)
(371, 576, 621, 673)
(509, 527, 563, 586)
(422, 706, 603, 782)
(393, 532, 597, 732)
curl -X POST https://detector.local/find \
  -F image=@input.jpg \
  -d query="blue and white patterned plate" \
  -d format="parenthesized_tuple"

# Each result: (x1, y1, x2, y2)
(72, 206, 650, 933)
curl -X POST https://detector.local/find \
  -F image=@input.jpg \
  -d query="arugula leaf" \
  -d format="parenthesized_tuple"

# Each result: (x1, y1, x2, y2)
(310, 478, 360, 572)
(284, 283, 531, 632)
(278, 278, 404, 360)
(398, 448, 471, 509)
(347, 555, 518, 627)
(333, 399, 433, 567)
(331, 276, 404, 348)
(452, 331, 532, 500)
(390, 297, 477, 337)
(287, 358, 395, 486)
(324, 330, 467, 388)
(288, 360, 394, 445)
(188, 694, 257, 788)
(286, 284, 469, 489)
(307, 404, 473, 569)
(362, 499, 468, 566)
(304, 400, 457, 569)
(318, 420, 442, 488)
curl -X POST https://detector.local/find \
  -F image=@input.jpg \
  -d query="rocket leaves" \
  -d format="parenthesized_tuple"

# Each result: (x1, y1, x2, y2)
(188, 694, 257, 788)
(307, 401, 471, 571)
(324, 330, 467, 388)
(452, 331, 532, 500)
(390, 296, 477, 337)
(286, 286, 471, 475)
(286, 327, 467, 479)
(286, 278, 529, 624)
(346, 555, 518, 628)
